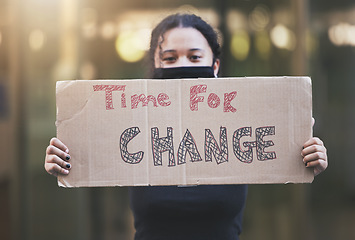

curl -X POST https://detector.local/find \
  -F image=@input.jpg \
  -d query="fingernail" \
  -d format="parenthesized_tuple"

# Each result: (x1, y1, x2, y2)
(66, 163, 71, 169)
(63, 169, 69, 174)
(66, 155, 70, 161)
(305, 162, 308, 167)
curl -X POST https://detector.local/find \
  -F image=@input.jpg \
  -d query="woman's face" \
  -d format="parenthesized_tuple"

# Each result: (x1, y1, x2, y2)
(154, 27, 220, 75)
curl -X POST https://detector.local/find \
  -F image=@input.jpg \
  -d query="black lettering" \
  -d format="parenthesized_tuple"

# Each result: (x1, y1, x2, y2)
(151, 127, 175, 166)
(204, 127, 228, 164)
(120, 127, 144, 164)
(177, 129, 202, 165)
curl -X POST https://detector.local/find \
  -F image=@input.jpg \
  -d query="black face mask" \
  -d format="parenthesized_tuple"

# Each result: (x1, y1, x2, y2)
(152, 66, 215, 79)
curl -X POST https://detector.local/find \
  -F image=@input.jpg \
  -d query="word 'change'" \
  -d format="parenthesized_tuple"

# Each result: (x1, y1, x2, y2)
(119, 126, 277, 167)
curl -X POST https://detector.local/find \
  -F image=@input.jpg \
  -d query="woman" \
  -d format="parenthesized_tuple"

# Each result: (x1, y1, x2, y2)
(45, 13, 328, 240)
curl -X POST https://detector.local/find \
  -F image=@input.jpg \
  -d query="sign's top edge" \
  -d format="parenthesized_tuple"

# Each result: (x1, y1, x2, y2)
(57, 76, 311, 83)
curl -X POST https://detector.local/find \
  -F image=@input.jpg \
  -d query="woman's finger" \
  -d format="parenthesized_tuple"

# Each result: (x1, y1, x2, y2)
(312, 117, 315, 127)
(46, 154, 71, 169)
(303, 152, 327, 165)
(301, 136, 328, 176)
(302, 144, 326, 158)
(46, 144, 71, 162)
(49, 137, 69, 154)
(45, 162, 69, 177)
(303, 137, 324, 149)
(45, 138, 71, 177)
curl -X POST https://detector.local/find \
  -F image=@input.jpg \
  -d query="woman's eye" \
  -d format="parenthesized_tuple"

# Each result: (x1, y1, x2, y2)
(163, 57, 176, 62)
(190, 55, 202, 61)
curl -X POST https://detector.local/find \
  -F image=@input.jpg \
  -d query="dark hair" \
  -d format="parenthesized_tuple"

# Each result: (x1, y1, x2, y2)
(148, 13, 221, 74)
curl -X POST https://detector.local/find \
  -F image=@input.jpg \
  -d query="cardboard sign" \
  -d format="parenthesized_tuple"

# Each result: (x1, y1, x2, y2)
(56, 77, 314, 187)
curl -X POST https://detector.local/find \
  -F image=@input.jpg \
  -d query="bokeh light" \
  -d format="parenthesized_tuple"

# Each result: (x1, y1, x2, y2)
(115, 28, 150, 63)
(270, 24, 296, 50)
(328, 22, 355, 46)
(100, 21, 116, 40)
(29, 29, 46, 51)
(230, 30, 250, 61)
(227, 10, 247, 33)
(81, 8, 98, 39)
(249, 4, 270, 31)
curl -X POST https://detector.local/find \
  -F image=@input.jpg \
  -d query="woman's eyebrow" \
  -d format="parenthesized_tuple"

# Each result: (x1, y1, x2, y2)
(162, 49, 177, 54)
(162, 48, 205, 53)
(189, 48, 205, 52)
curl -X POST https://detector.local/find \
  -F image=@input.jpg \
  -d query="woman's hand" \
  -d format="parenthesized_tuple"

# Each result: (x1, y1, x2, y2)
(301, 118, 328, 176)
(44, 137, 71, 177)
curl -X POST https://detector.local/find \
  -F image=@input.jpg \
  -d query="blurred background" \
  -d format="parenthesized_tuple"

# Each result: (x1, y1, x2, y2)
(0, 0, 354, 239)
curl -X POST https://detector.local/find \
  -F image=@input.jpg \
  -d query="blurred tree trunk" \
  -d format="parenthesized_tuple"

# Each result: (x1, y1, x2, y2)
(292, 0, 309, 75)
(291, 1, 313, 240)
(9, 0, 30, 239)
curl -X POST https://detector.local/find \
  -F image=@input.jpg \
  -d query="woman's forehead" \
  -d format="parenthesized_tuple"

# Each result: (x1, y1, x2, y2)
(159, 27, 210, 50)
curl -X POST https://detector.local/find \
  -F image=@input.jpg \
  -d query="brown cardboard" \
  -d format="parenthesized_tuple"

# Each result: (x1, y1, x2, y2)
(56, 77, 314, 187)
